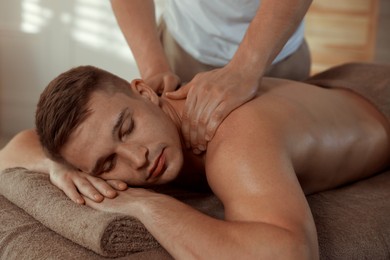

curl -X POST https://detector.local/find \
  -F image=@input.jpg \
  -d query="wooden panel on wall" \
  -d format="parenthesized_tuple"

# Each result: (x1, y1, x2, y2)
(305, 0, 379, 74)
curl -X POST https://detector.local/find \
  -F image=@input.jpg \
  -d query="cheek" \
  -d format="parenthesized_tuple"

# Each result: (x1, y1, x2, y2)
(100, 162, 135, 183)
(164, 146, 184, 180)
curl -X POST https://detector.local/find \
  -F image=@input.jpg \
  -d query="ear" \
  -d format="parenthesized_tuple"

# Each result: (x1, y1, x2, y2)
(129, 79, 159, 105)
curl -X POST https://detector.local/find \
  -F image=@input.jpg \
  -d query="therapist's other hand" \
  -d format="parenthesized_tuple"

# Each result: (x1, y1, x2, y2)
(166, 66, 259, 154)
(144, 71, 181, 96)
(49, 162, 128, 205)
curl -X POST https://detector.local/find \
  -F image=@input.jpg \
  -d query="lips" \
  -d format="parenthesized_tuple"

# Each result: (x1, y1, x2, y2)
(147, 149, 166, 180)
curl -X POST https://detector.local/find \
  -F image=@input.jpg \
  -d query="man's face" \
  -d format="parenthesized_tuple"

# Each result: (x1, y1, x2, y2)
(61, 81, 184, 186)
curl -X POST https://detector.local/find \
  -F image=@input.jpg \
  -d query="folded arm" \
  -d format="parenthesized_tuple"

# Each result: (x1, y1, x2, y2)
(86, 185, 312, 259)
(0, 129, 126, 203)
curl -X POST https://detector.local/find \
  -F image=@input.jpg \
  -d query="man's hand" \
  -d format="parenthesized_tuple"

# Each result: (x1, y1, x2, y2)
(49, 162, 128, 205)
(84, 188, 164, 217)
(166, 66, 259, 154)
(144, 71, 181, 95)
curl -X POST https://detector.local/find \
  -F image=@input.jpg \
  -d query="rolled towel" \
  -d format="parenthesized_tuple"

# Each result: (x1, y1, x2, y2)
(0, 168, 160, 258)
(0, 193, 130, 260)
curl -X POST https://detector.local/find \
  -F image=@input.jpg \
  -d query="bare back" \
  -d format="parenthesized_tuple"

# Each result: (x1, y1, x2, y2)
(208, 77, 390, 195)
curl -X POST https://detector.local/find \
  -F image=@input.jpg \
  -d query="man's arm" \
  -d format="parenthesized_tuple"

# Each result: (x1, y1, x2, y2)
(85, 111, 319, 259)
(204, 111, 318, 258)
(231, 0, 312, 77)
(0, 129, 126, 203)
(110, 0, 179, 93)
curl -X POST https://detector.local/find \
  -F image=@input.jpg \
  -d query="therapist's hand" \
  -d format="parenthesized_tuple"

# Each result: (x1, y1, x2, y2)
(166, 65, 259, 153)
(144, 71, 181, 96)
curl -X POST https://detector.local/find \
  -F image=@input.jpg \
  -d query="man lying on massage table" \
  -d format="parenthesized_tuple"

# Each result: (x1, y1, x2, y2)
(1, 64, 389, 259)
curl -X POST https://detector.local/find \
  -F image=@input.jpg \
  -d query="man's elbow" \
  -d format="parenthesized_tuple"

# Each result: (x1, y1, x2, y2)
(1, 129, 37, 150)
(253, 225, 318, 260)
(283, 229, 319, 260)
(239, 225, 319, 259)
(0, 129, 38, 170)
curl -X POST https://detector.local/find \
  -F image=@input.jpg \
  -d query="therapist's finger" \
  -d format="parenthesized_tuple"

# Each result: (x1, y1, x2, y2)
(162, 75, 181, 94)
(196, 98, 222, 150)
(181, 85, 198, 148)
(205, 102, 229, 142)
(165, 83, 191, 99)
(188, 94, 211, 152)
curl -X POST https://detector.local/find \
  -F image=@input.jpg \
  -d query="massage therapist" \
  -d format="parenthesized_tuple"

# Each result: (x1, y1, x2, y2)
(110, 0, 312, 153)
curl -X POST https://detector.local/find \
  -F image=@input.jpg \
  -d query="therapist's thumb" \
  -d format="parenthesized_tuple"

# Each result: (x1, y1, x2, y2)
(165, 83, 190, 100)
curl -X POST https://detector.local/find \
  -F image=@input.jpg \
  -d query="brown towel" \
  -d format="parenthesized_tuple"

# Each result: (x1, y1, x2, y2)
(0, 168, 161, 258)
(0, 193, 171, 260)
(0, 167, 223, 258)
(305, 62, 390, 122)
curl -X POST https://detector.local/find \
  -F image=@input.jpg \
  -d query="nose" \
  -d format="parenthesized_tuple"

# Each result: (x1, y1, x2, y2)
(116, 143, 148, 169)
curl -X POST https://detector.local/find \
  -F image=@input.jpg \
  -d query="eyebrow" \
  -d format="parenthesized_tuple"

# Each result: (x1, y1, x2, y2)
(90, 107, 128, 176)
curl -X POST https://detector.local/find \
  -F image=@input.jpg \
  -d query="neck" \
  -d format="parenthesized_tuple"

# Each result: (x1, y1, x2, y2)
(159, 97, 207, 185)
(159, 96, 184, 136)
(158, 96, 189, 151)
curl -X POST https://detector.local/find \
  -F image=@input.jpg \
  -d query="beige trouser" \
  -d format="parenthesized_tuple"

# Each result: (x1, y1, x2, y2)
(158, 19, 311, 83)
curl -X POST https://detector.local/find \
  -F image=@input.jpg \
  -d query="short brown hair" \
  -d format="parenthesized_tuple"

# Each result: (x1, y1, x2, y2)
(35, 65, 130, 162)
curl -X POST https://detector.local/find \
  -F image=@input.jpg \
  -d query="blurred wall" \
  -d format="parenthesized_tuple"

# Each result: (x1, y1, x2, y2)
(0, 0, 142, 140)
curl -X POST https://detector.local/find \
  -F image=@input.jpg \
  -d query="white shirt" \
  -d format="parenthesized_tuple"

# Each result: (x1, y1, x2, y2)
(163, 0, 305, 67)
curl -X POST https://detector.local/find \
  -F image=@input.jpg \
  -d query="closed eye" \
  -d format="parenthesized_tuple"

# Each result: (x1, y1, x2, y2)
(101, 154, 117, 173)
(121, 120, 133, 140)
